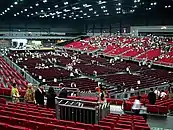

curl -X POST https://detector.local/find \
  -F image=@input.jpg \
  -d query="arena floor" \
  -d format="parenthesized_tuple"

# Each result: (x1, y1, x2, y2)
(110, 105, 173, 130)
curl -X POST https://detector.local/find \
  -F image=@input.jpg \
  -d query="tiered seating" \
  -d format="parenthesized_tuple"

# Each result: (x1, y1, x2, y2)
(100, 113, 150, 130)
(65, 40, 98, 52)
(99, 73, 164, 90)
(0, 102, 150, 130)
(48, 78, 98, 92)
(136, 49, 161, 60)
(0, 57, 28, 97)
(122, 48, 144, 57)
(73, 63, 117, 75)
(65, 35, 173, 66)
(106, 46, 132, 56)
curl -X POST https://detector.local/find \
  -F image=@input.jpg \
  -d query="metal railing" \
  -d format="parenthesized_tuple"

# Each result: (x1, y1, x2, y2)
(2, 54, 40, 85)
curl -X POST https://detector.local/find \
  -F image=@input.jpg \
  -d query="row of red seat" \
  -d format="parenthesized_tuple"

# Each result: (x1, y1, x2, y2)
(65, 36, 173, 65)
(0, 98, 150, 130)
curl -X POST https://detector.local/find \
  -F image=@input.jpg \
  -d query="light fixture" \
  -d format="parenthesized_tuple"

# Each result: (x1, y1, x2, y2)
(14, 2, 18, 5)
(64, 2, 68, 5)
(55, 5, 58, 8)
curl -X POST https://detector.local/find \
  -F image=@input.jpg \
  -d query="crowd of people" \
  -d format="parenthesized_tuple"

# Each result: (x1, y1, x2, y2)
(10, 82, 65, 109)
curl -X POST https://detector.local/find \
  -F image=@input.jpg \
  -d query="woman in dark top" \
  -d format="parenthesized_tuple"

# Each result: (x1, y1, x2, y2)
(46, 87, 56, 109)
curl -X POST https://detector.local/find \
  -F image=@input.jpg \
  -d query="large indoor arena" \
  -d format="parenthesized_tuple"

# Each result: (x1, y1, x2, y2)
(0, 0, 173, 130)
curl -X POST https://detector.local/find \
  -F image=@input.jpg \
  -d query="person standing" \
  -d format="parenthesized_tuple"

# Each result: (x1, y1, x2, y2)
(24, 83, 35, 104)
(58, 83, 67, 98)
(132, 96, 141, 115)
(148, 88, 156, 105)
(35, 84, 45, 106)
(46, 87, 56, 109)
(11, 83, 20, 103)
(154, 87, 160, 99)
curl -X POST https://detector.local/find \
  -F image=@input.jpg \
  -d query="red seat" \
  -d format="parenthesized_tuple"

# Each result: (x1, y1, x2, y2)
(116, 123, 132, 129)
(75, 122, 93, 130)
(59, 120, 75, 127)
(117, 120, 132, 125)
(158, 106, 168, 114)
(0, 98, 6, 104)
(134, 125, 150, 130)
(42, 118, 58, 124)
(66, 127, 85, 130)
(94, 124, 111, 130)
(6, 125, 31, 130)
(26, 121, 46, 130)
(99, 121, 115, 129)
(103, 118, 117, 124)
(146, 105, 158, 113)
(46, 124, 66, 130)
(0, 122, 7, 129)
(11, 118, 27, 127)
(0, 115, 11, 124)
(114, 128, 131, 130)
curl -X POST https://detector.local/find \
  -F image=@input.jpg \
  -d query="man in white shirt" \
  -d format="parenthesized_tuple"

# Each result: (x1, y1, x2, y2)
(132, 96, 141, 115)
(154, 87, 160, 98)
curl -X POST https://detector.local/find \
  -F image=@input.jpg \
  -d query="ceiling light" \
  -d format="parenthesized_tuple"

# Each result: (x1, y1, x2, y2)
(17, 12, 19, 15)
(43, 0, 47, 3)
(27, 15, 30, 17)
(14, 14, 17, 16)
(7, 8, 10, 11)
(73, 17, 76, 19)
(83, 4, 92, 8)
(21, 11, 23, 13)
(41, 10, 44, 12)
(31, 13, 34, 16)
(118, 3, 121, 6)
(10, 5, 14, 8)
(89, 8, 93, 11)
(48, 8, 50, 10)
(98, 1, 106, 4)
(80, 10, 83, 13)
(101, 6, 106, 9)
(4, 10, 7, 13)
(24, 9, 27, 11)
(36, 3, 39, 6)
(64, 2, 68, 5)
(35, 12, 38, 14)
(30, 6, 33, 9)
(64, 9, 70, 12)
(14, 2, 18, 5)
(55, 5, 58, 8)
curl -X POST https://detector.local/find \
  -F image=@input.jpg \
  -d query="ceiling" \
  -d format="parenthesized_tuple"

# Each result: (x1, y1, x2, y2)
(0, 0, 173, 21)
